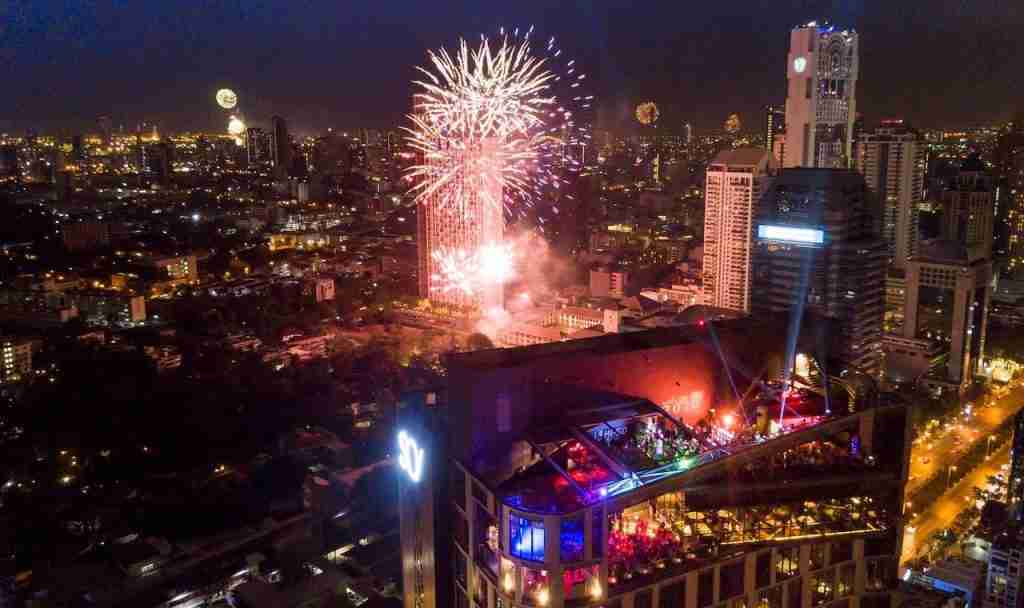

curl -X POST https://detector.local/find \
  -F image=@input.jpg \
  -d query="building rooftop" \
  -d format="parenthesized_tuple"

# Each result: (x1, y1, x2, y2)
(709, 148, 772, 167)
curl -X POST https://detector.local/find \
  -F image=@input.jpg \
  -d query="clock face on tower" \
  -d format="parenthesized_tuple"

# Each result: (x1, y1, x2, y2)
(793, 56, 807, 74)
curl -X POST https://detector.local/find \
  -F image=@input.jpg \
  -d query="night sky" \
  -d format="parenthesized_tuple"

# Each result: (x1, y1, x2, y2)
(2, 0, 1022, 135)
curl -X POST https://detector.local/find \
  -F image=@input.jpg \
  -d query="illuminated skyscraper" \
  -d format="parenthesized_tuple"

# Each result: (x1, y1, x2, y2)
(702, 148, 776, 313)
(752, 169, 886, 375)
(994, 115, 1024, 259)
(764, 104, 785, 159)
(271, 115, 291, 173)
(941, 153, 994, 260)
(417, 138, 504, 311)
(855, 120, 926, 269)
(245, 127, 270, 166)
(783, 22, 859, 169)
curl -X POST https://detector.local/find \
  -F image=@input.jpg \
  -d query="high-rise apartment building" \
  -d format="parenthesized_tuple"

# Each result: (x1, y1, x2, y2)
(783, 22, 859, 169)
(751, 169, 886, 375)
(417, 139, 504, 311)
(901, 240, 992, 388)
(245, 127, 270, 166)
(765, 105, 786, 159)
(702, 149, 776, 313)
(984, 524, 1024, 608)
(0, 338, 32, 384)
(1009, 410, 1024, 521)
(994, 115, 1024, 259)
(942, 154, 995, 260)
(855, 120, 926, 269)
(397, 323, 911, 608)
(271, 115, 291, 173)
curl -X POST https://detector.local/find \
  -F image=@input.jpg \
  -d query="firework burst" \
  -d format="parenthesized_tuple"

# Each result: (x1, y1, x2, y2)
(431, 243, 517, 297)
(405, 28, 591, 221)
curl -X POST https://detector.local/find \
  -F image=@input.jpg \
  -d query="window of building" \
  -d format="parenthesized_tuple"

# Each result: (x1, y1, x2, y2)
(510, 514, 545, 562)
(698, 569, 716, 608)
(661, 580, 686, 608)
(812, 570, 834, 606)
(758, 585, 783, 608)
(787, 578, 803, 608)
(810, 545, 826, 570)
(452, 468, 467, 509)
(837, 564, 854, 597)
(635, 589, 653, 608)
(776, 546, 799, 581)
(721, 559, 745, 600)
(560, 515, 585, 562)
(830, 541, 852, 565)
(756, 551, 772, 588)
(455, 549, 468, 590)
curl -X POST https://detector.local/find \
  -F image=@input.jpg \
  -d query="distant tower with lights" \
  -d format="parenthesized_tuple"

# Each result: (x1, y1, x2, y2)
(783, 22, 859, 169)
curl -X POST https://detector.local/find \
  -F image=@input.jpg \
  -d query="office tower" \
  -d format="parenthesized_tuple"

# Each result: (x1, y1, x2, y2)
(752, 169, 886, 375)
(984, 524, 1024, 608)
(416, 139, 504, 311)
(702, 149, 777, 313)
(1009, 410, 1024, 520)
(98, 115, 113, 145)
(783, 22, 859, 168)
(901, 240, 992, 388)
(764, 105, 785, 156)
(271, 115, 291, 172)
(398, 323, 911, 608)
(147, 142, 174, 187)
(0, 146, 18, 180)
(0, 338, 33, 384)
(71, 135, 84, 163)
(245, 127, 270, 166)
(855, 120, 926, 269)
(994, 114, 1024, 258)
(684, 122, 693, 146)
(942, 154, 996, 260)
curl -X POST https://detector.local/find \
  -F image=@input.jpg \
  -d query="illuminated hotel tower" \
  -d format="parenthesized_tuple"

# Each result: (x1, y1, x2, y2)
(783, 22, 859, 168)
(417, 138, 504, 311)
(701, 148, 776, 313)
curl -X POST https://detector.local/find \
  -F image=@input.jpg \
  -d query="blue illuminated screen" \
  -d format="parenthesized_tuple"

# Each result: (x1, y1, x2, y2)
(510, 514, 545, 562)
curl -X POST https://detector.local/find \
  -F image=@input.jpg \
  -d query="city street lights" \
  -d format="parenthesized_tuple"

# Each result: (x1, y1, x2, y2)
(947, 465, 958, 490)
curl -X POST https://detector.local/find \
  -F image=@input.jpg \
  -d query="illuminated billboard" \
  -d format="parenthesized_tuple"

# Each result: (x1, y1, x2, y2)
(758, 224, 825, 245)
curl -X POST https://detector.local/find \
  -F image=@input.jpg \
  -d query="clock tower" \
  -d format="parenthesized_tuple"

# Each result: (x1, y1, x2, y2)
(783, 21, 859, 168)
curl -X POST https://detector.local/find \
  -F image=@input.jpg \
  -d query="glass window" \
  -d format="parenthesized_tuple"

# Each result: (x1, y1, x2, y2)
(523, 568, 549, 607)
(786, 577, 802, 608)
(756, 551, 771, 588)
(829, 542, 852, 565)
(452, 468, 467, 508)
(635, 590, 653, 608)
(721, 560, 745, 600)
(776, 546, 799, 581)
(455, 549, 468, 590)
(591, 508, 604, 558)
(809, 545, 826, 571)
(561, 516, 585, 562)
(837, 564, 854, 598)
(757, 585, 783, 608)
(661, 580, 686, 608)
(698, 569, 716, 608)
(812, 570, 834, 606)
(510, 514, 545, 562)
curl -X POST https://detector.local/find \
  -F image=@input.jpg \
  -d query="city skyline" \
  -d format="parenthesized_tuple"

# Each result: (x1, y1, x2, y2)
(3, 1, 1024, 135)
